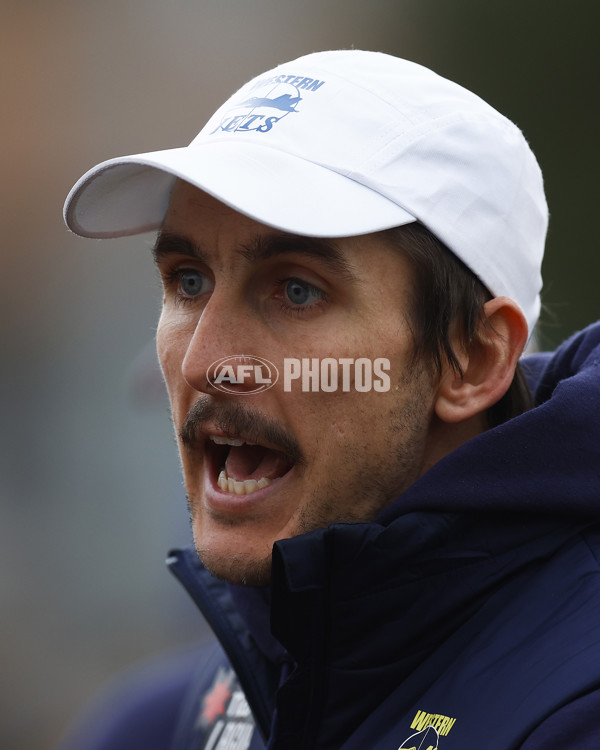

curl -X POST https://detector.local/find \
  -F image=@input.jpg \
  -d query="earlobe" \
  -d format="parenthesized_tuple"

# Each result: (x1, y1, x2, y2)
(434, 297, 529, 424)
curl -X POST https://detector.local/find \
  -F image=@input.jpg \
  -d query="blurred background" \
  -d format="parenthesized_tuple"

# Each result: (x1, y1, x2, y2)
(2, 1, 599, 747)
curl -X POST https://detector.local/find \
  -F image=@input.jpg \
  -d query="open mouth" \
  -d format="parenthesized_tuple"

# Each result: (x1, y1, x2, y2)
(207, 436, 295, 496)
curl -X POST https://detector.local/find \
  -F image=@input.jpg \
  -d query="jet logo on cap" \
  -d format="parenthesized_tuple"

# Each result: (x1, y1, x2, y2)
(210, 73, 325, 135)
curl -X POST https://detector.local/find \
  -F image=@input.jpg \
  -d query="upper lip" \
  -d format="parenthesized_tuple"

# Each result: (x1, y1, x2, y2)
(179, 406, 305, 468)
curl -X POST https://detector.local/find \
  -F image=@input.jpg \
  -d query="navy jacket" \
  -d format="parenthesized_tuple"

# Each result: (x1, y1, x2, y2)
(59, 323, 600, 750)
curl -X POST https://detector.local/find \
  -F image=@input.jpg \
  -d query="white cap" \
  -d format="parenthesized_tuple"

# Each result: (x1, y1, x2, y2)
(64, 49, 547, 333)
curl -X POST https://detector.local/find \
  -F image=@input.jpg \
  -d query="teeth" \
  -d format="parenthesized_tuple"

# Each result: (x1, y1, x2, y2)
(218, 470, 272, 495)
(209, 436, 256, 446)
(210, 436, 244, 446)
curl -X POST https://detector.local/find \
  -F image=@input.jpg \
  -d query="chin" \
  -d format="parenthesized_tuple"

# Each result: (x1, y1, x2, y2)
(196, 543, 274, 587)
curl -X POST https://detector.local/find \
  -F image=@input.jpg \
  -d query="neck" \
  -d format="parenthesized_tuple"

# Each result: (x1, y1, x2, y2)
(419, 412, 487, 478)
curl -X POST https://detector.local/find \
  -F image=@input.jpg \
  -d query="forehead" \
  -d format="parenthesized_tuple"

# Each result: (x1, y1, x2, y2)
(163, 180, 255, 236)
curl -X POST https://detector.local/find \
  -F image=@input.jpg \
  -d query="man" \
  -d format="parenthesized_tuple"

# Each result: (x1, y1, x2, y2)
(62, 51, 600, 749)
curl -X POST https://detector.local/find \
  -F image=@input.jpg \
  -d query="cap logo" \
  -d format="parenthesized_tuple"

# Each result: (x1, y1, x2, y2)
(210, 73, 325, 135)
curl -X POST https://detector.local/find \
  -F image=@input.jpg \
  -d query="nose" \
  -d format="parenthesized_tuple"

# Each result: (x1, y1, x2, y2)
(180, 293, 264, 396)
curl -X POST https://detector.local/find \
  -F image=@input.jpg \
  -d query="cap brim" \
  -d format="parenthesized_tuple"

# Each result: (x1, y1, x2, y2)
(64, 141, 416, 239)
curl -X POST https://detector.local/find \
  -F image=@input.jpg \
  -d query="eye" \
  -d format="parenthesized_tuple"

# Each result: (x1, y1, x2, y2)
(179, 269, 211, 298)
(284, 278, 323, 306)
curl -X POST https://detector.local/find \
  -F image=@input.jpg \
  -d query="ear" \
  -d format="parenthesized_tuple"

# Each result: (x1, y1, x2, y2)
(434, 297, 529, 424)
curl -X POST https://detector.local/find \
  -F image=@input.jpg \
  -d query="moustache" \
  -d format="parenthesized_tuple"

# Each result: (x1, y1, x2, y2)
(179, 398, 306, 467)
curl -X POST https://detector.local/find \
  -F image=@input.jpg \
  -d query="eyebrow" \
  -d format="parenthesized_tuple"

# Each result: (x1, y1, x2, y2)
(241, 233, 357, 281)
(152, 231, 358, 283)
(152, 232, 208, 265)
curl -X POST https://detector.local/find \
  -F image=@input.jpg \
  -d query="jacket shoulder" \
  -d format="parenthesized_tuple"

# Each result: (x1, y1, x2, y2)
(519, 688, 600, 749)
(57, 640, 223, 750)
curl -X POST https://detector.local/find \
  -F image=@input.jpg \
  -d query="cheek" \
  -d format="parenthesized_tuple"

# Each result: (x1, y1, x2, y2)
(290, 387, 387, 463)
(157, 310, 185, 368)
(156, 314, 189, 406)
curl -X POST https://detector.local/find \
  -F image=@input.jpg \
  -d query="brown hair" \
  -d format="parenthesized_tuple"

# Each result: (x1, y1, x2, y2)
(385, 223, 533, 428)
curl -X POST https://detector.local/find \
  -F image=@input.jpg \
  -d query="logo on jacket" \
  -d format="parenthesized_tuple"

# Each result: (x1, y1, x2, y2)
(398, 709, 457, 749)
(210, 72, 325, 135)
(198, 667, 234, 726)
(398, 726, 439, 750)
(196, 667, 255, 750)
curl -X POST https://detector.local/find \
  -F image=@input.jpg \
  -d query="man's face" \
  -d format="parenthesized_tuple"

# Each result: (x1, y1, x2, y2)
(156, 181, 441, 585)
